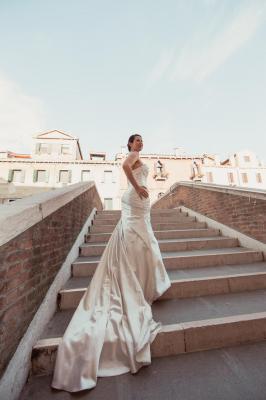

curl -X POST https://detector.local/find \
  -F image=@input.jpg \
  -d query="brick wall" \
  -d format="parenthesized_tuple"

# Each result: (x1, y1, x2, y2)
(0, 184, 102, 376)
(152, 183, 266, 244)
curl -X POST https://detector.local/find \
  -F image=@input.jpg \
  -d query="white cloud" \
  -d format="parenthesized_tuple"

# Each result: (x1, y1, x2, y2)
(149, 1, 266, 84)
(0, 74, 45, 153)
(146, 48, 175, 87)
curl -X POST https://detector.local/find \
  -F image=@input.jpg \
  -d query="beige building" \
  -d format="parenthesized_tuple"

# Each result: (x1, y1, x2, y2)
(0, 130, 120, 208)
(0, 130, 205, 207)
(1, 130, 265, 207)
(192, 150, 266, 190)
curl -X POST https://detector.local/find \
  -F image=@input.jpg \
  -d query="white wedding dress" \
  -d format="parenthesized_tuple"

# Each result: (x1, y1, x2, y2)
(51, 163, 171, 392)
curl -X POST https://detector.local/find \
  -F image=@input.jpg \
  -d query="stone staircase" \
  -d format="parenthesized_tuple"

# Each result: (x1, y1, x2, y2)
(29, 208, 266, 379)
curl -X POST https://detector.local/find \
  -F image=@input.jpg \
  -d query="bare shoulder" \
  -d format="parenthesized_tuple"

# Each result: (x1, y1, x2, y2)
(122, 151, 139, 168)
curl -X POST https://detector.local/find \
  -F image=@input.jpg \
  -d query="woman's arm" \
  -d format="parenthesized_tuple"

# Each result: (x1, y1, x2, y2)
(122, 151, 140, 191)
(122, 151, 149, 199)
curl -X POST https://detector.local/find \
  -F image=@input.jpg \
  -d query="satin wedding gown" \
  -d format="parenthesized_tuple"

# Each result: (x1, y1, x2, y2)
(51, 163, 171, 392)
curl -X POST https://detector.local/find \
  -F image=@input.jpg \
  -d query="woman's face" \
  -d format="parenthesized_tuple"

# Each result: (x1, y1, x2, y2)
(130, 135, 143, 152)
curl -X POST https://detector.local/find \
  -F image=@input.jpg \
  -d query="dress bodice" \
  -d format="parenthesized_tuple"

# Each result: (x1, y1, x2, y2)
(122, 163, 150, 209)
(128, 164, 149, 188)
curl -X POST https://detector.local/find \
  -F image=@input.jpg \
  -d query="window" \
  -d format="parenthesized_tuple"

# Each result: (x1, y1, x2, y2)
(37, 170, 46, 182)
(90, 153, 105, 161)
(36, 143, 51, 155)
(227, 172, 234, 184)
(40, 143, 49, 154)
(104, 198, 113, 210)
(244, 155, 250, 162)
(102, 170, 114, 184)
(256, 173, 262, 183)
(81, 170, 91, 182)
(12, 170, 21, 182)
(37, 170, 46, 183)
(241, 173, 248, 183)
(32, 170, 49, 183)
(59, 170, 71, 183)
(8, 169, 25, 183)
(61, 145, 70, 155)
(206, 172, 213, 183)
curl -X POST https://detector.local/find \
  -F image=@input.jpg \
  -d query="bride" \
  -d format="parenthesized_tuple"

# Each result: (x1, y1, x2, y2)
(51, 134, 171, 392)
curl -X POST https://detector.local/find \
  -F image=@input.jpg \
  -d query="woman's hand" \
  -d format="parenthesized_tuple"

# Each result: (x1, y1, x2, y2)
(136, 185, 149, 200)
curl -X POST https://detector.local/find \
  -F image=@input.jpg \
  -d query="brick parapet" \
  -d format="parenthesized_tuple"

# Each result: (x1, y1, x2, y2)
(152, 182, 266, 244)
(0, 183, 102, 376)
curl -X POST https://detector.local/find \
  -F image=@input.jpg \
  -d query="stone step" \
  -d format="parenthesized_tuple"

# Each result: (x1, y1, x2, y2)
(162, 248, 263, 270)
(97, 210, 121, 214)
(90, 221, 207, 233)
(19, 340, 266, 400)
(86, 228, 220, 243)
(31, 288, 266, 376)
(95, 208, 181, 216)
(59, 262, 266, 309)
(80, 237, 238, 256)
(72, 248, 263, 277)
(94, 210, 188, 219)
(152, 288, 266, 326)
(92, 215, 196, 226)
(163, 262, 266, 299)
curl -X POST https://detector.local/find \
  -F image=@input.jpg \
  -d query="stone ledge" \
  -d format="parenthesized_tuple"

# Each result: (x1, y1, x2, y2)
(0, 182, 95, 247)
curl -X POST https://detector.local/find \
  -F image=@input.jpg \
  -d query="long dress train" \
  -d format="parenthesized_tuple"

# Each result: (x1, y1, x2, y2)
(51, 163, 171, 392)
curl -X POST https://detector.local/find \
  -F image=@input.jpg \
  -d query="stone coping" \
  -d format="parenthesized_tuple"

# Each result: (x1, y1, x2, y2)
(0, 182, 95, 247)
(152, 181, 266, 206)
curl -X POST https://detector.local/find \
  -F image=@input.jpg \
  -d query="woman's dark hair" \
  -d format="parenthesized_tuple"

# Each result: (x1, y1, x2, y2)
(127, 134, 141, 152)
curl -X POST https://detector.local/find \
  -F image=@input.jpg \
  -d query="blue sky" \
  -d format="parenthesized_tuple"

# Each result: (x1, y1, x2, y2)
(0, 0, 266, 161)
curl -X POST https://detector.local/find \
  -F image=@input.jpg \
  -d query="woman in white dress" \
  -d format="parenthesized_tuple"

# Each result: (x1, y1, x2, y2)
(51, 134, 171, 392)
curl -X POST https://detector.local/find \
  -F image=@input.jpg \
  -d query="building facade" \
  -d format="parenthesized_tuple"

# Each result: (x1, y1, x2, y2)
(0, 131, 120, 208)
(0, 131, 265, 207)
(194, 150, 266, 189)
